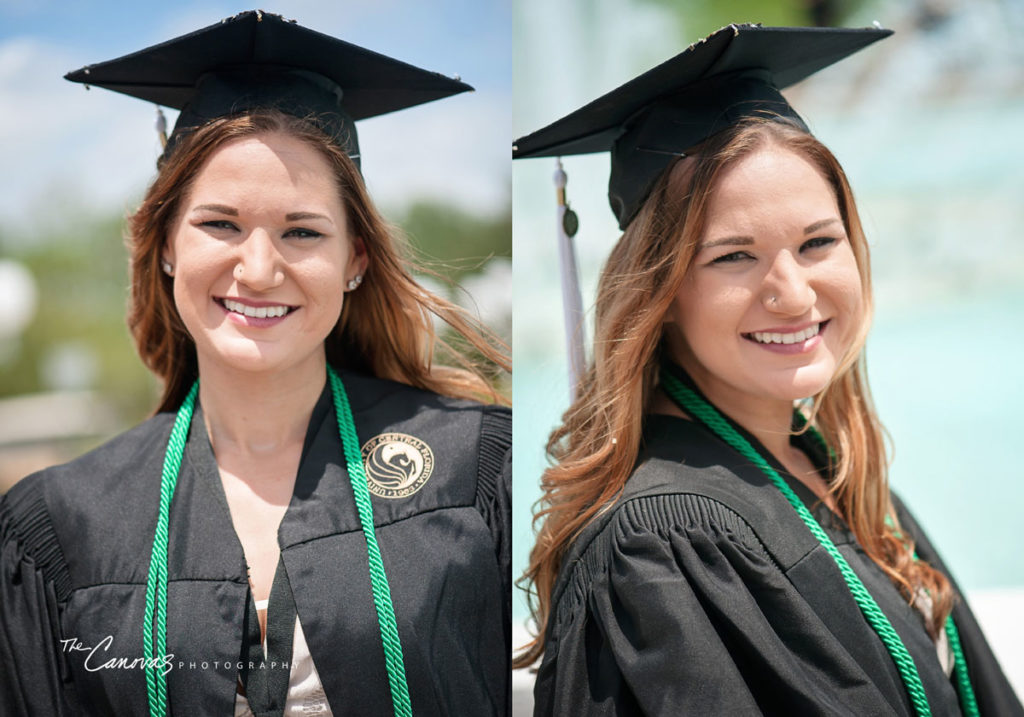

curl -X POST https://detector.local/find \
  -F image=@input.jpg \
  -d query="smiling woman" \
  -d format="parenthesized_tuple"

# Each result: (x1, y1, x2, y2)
(666, 144, 864, 416)
(0, 12, 510, 717)
(514, 24, 1021, 716)
(164, 132, 361, 380)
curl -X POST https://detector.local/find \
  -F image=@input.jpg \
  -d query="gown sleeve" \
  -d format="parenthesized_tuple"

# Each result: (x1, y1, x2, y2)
(0, 477, 80, 716)
(534, 493, 897, 716)
(475, 406, 512, 602)
(474, 405, 512, 710)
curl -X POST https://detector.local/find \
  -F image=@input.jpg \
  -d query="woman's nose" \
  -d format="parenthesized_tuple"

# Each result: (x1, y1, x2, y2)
(760, 251, 815, 314)
(234, 230, 284, 290)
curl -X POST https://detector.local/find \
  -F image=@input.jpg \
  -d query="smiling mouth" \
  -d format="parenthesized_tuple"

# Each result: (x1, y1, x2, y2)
(216, 298, 298, 319)
(742, 320, 830, 345)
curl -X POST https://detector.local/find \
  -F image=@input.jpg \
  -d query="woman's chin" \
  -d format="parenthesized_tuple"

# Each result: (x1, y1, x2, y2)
(758, 363, 835, 402)
(194, 340, 321, 378)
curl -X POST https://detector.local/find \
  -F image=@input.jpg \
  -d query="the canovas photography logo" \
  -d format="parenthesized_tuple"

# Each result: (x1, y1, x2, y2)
(60, 636, 175, 676)
(59, 636, 289, 676)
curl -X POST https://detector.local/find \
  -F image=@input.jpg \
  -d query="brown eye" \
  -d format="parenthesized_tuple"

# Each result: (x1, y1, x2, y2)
(284, 228, 323, 239)
(200, 220, 238, 231)
(801, 237, 836, 251)
(710, 251, 753, 264)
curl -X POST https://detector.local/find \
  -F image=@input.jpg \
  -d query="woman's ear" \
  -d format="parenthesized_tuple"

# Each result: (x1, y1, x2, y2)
(161, 243, 176, 277)
(348, 236, 370, 278)
(662, 302, 678, 326)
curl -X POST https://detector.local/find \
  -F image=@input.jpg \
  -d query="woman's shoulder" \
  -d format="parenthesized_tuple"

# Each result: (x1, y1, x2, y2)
(631, 413, 820, 558)
(1, 413, 175, 593)
(335, 369, 510, 508)
(4, 412, 174, 520)
(543, 487, 772, 654)
(339, 369, 509, 421)
(339, 369, 510, 459)
(548, 414, 824, 617)
(617, 412, 779, 526)
(568, 491, 767, 582)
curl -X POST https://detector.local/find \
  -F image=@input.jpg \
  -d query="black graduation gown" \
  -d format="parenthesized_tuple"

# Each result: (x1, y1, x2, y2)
(0, 370, 512, 716)
(533, 412, 1022, 716)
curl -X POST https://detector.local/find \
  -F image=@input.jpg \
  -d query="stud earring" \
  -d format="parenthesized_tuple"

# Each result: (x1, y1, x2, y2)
(347, 274, 363, 291)
(162, 260, 174, 276)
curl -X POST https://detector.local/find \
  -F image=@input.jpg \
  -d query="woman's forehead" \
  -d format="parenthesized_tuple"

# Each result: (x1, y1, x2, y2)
(186, 133, 343, 209)
(703, 146, 839, 232)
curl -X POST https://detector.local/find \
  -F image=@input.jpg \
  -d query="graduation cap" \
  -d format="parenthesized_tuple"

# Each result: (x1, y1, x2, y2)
(65, 9, 473, 168)
(513, 24, 892, 230)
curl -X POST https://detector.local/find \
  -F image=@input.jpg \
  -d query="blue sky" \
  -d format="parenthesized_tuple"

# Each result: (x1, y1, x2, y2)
(0, 0, 512, 231)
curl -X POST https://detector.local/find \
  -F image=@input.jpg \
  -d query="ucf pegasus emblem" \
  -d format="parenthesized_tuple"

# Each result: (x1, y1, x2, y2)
(360, 433, 435, 499)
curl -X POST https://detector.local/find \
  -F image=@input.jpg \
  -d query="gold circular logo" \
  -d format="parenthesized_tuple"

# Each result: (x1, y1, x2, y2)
(360, 433, 435, 499)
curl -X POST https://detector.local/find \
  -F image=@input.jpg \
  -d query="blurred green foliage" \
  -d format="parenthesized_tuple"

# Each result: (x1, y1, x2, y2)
(638, 0, 868, 36)
(0, 200, 511, 423)
(393, 202, 512, 390)
(0, 214, 156, 423)
(394, 201, 512, 281)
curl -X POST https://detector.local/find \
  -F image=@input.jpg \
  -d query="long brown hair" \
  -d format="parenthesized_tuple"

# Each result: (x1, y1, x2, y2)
(516, 118, 951, 667)
(127, 110, 509, 412)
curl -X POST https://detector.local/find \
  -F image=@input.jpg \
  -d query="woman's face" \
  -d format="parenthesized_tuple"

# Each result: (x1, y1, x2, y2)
(665, 143, 864, 409)
(163, 131, 367, 378)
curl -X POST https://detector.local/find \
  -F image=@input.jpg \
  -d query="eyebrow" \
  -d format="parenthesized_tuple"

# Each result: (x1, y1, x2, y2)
(804, 217, 842, 234)
(285, 211, 332, 223)
(700, 217, 844, 251)
(699, 235, 754, 251)
(192, 203, 238, 216)
(191, 205, 333, 224)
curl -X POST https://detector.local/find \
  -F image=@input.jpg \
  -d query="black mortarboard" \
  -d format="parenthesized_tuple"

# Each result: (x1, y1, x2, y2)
(513, 24, 892, 229)
(65, 10, 473, 167)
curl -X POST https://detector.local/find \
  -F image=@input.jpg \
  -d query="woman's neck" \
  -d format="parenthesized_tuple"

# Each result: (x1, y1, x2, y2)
(660, 359, 834, 508)
(196, 354, 327, 460)
(703, 387, 796, 461)
(665, 360, 798, 463)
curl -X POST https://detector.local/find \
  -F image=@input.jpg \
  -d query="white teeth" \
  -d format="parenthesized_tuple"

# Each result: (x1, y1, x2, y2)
(222, 299, 290, 319)
(750, 323, 820, 345)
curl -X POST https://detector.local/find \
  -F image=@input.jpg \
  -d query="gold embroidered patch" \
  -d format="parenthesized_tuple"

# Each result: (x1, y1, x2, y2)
(360, 433, 435, 499)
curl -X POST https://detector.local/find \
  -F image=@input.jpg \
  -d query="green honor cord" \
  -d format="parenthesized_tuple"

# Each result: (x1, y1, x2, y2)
(142, 367, 412, 717)
(143, 381, 197, 717)
(660, 369, 979, 717)
(947, 617, 980, 716)
(327, 367, 412, 717)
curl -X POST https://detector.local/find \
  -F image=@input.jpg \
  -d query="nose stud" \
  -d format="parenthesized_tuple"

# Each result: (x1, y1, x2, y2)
(766, 295, 778, 306)
(234, 265, 244, 279)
